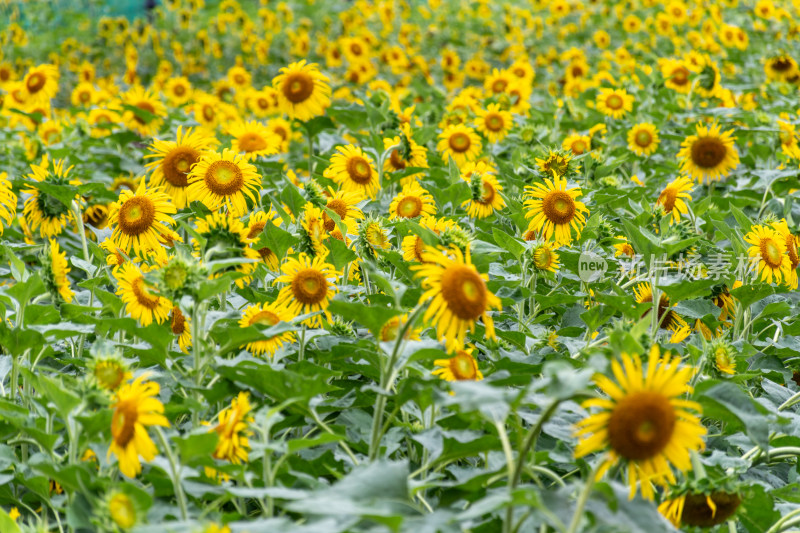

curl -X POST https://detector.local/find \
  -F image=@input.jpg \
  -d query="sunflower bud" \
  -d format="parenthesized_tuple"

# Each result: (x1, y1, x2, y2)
(328, 317, 357, 338)
(303, 179, 327, 207)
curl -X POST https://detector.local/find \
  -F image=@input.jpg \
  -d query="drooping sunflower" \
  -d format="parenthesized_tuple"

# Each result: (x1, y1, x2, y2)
(437, 124, 482, 167)
(379, 313, 422, 342)
(47, 239, 74, 303)
(401, 215, 457, 263)
(120, 86, 166, 137)
(765, 55, 798, 82)
(412, 245, 502, 350)
(226, 120, 281, 161)
(634, 282, 688, 332)
(210, 392, 254, 464)
(744, 224, 791, 285)
(523, 176, 589, 246)
(169, 306, 192, 353)
(238, 301, 296, 357)
(574, 345, 706, 500)
(659, 490, 741, 528)
(613, 235, 635, 258)
(595, 88, 634, 119)
(246, 210, 281, 270)
(274, 254, 340, 328)
(656, 176, 693, 224)
(266, 117, 295, 153)
(389, 182, 437, 220)
(433, 348, 484, 382)
(382, 133, 428, 184)
(272, 60, 331, 121)
(461, 165, 505, 219)
(627, 123, 660, 156)
(194, 212, 261, 289)
(145, 126, 218, 209)
(22, 64, 59, 104)
(115, 263, 172, 327)
(475, 104, 513, 144)
(107, 182, 178, 258)
(323, 145, 380, 199)
(0, 172, 17, 234)
(323, 188, 363, 238)
(772, 219, 799, 289)
(187, 148, 262, 217)
(23, 158, 77, 238)
(108, 375, 170, 478)
(677, 122, 739, 183)
(300, 203, 329, 257)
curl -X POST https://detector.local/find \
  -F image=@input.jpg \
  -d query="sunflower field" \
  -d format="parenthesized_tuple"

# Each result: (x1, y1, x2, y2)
(2, 0, 800, 531)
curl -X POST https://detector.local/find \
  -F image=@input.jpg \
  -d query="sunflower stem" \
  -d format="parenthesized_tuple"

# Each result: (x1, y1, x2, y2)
(565, 463, 598, 533)
(154, 426, 189, 520)
(298, 326, 306, 362)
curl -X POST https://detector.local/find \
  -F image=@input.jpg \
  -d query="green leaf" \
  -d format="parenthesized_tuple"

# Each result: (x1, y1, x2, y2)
(325, 238, 358, 270)
(492, 228, 525, 259)
(174, 432, 219, 463)
(327, 299, 404, 338)
(0, 508, 21, 533)
(253, 222, 296, 263)
(36, 375, 81, 417)
(698, 382, 769, 449)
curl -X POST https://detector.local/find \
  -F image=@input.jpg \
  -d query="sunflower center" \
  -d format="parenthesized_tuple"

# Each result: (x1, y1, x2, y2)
(170, 308, 186, 334)
(132, 277, 161, 309)
(480, 181, 495, 203)
(761, 238, 783, 268)
(635, 130, 652, 147)
(449, 132, 471, 153)
(605, 94, 624, 109)
(485, 113, 504, 132)
(134, 101, 156, 125)
(413, 236, 425, 262)
(283, 72, 314, 103)
(773, 58, 792, 72)
(390, 149, 407, 169)
(273, 126, 288, 140)
(346, 156, 373, 184)
(450, 352, 478, 380)
(233, 74, 246, 85)
(542, 191, 576, 224)
(26, 72, 46, 93)
(397, 196, 423, 218)
(440, 265, 488, 320)
(205, 160, 244, 195)
(239, 132, 268, 153)
(607, 390, 676, 460)
(491, 79, 507, 93)
(571, 140, 587, 154)
(202, 104, 215, 121)
(111, 399, 139, 447)
(291, 268, 328, 305)
(163, 146, 199, 187)
(658, 187, 678, 213)
(95, 362, 126, 390)
(690, 137, 726, 169)
(118, 196, 156, 236)
(174, 85, 186, 96)
(250, 309, 280, 327)
(324, 199, 348, 231)
(80, 91, 91, 102)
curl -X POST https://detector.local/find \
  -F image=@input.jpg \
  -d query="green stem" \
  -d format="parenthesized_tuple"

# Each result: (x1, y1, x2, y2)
(565, 464, 598, 533)
(154, 427, 189, 520)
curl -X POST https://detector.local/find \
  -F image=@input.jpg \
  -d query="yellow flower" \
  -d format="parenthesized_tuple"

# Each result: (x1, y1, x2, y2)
(108, 375, 170, 478)
(170, 306, 192, 353)
(437, 124, 482, 167)
(163, 76, 193, 106)
(323, 188, 363, 237)
(382, 133, 428, 183)
(401, 215, 456, 263)
(22, 64, 59, 104)
(658, 491, 742, 528)
(744, 224, 792, 285)
(187, 149, 262, 217)
(412, 245, 502, 350)
(120, 86, 166, 137)
(323, 145, 380, 199)
(109, 492, 137, 529)
(93, 357, 132, 391)
(48, 239, 74, 303)
(461, 168, 505, 219)
(531, 242, 560, 273)
(656, 176, 693, 224)
(627, 123, 659, 156)
(562, 133, 591, 156)
(595, 88, 634, 119)
(272, 60, 331, 121)
(274, 254, 340, 328)
(301, 203, 329, 257)
(239, 302, 296, 357)
(23, 157, 78, 239)
(475, 103, 513, 143)
(574, 346, 706, 500)
(389, 182, 437, 220)
(226, 120, 281, 161)
(115, 263, 172, 326)
(677, 122, 739, 183)
(210, 392, 253, 464)
(523, 176, 589, 246)
(634, 283, 688, 332)
(433, 348, 484, 381)
(772, 219, 800, 289)
(0, 172, 17, 234)
(107, 181, 178, 258)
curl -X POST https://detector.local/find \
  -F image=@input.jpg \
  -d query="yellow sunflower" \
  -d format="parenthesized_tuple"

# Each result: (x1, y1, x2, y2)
(595, 88, 634, 119)
(389, 182, 437, 220)
(0, 172, 17, 234)
(210, 392, 253, 464)
(562, 134, 592, 156)
(634, 283, 688, 332)
(163, 76, 193, 106)
(531, 242, 560, 273)
(656, 176, 693, 224)
(107, 182, 178, 258)
(226, 120, 281, 161)
(523, 176, 589, 246)
(47, 239, 74, 303)
(613, 235, 635, 258)
(301, 203, 329, 257)
(659, 491, 742, 528)
(246, 210, 282, 270)
(744, 224, 792, 285)
(266, 118, 295, 152)
(238, 302, 296, 357)
(169, 306, 192, 353)
(115, 263, 172, 326)
(108, 375, 170, 478)
(194, 212, 261, 289)
(274, 254, 340, 328)
(22, 64, 59, 104)
(382, 133, 428, 184)
(437, 124, 482, 167)
(187, 148, 262, 217)
(772, 219, 799, 289)
(120, 86, 166, 137)
(433, 348, 484, 382)
(323, 188, 363, 237)
(401, 215, 457, 263)
(574, 346, 706, 500)
(23, 158, 77, 238)
(627, 123, 660, 156)
(412, 245, 502, 350)
(323, 145, 380, 200)
(461, 166, 505, 219)
(475, 104, 513, 144)
(677, 122, 739, 183)
(145, 126, 218, 209)
(272, 60, 331, 121)
(765, 55, 798, 82)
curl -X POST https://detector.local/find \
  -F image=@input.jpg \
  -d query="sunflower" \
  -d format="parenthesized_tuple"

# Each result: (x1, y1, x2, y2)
(210, 392, 253, 464)
(120, 86, 166, 137)
(627, 123, 660, 156)
(382, 133, 428, 184)
(323, 188, 363, 237)
(108, 492, 136, 529)
(534, 150, 577, 178)
(595, 88, 634, 119)
(437, 124, 482, 167)
(71, 82, 97, 107)
(401, 215, 457, 263)
(323, 145, 380, 199)
(87, 107, 121, 138)
(145, 126, 217, 209)
(301, 203, 329, 256)
(22, 64, 59, 104)
(613, 235, 635, 258)
(389, 182, 437, 220)
(47, 239, 74, 303)
(107, 182, 178, 258)
(23, 158, 77, 238)
(634, 282, 688, 332)
(562, 133, 591, 156)
(574, 345, 706, 500)
(192, 94, 222, 129)
(677, 122, 739, 183)
(461, 166, 505, 219)
(379, 313, 422, 342)
(484, 68, 513, 96)
(661, 58, 692, 93)
(0, 172, 17, 234)
(744, 224, 792, 285)
(772, 219, 799, 289)
(115, 263, 172, 326)
(226, 120, 281, 161)
(187, 148, 262, 217)
(238, 302, 296, 357)
(169, 306, 192, 353)
(272, 60, 331, 121)
(108, 375, 169, 478)
(412, 245, 501, 350)
(246, 87, 280, 118)
(163, 76, 193, 106)
(475, 104, 513, 144)
(227, 65, 251, 90)
(523, 176, 589, 246)
(246, 210, 282, 270)
(659, 491, 741, 528)
(266, 118, 294, 152)
(92, 357, 131, 391)
(274, 254, 340, 328)
(656, 176, 693, 224)
(194, 212, 261, 289)
(433, 348, 484, 382)
(531, 242, 560, 273)
(765, 55, 798, 82)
